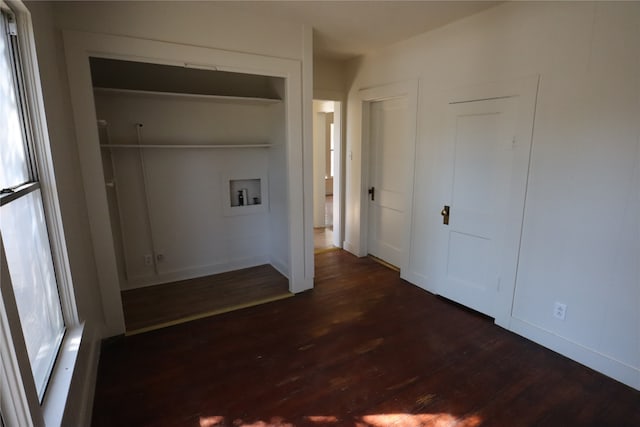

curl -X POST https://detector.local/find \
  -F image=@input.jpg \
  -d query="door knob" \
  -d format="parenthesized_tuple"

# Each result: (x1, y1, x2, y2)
(368, 187, 375, 201)
(441, 205, 450, 225)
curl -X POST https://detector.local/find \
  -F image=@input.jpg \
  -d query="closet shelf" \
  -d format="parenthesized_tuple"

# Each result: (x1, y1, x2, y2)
(100, 144, 271, 149)
(93, 87, 281, 105)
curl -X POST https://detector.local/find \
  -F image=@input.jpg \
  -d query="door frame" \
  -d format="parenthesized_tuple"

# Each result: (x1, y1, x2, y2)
(314, 90, 345, 249)
(63, 30, 311, 337)
(439, 75, 539, 328)
(358, 80, 419, 273)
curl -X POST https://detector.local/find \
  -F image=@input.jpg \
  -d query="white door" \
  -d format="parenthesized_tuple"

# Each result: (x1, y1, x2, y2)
(367, 97, 410, 267)
(437, 96, 530, 318)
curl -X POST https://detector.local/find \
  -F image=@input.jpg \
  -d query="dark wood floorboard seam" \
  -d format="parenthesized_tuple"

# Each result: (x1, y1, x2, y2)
(93, 250, 640, 427)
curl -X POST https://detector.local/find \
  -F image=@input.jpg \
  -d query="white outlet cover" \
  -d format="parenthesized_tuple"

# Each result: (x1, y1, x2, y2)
(553, 302, 567, 320)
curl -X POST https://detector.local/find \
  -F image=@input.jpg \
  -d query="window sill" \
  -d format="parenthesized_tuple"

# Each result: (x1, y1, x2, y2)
(41, 322, 85, 427)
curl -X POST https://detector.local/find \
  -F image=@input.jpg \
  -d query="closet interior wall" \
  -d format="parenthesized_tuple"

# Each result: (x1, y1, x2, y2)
(91, 59, 288, 290)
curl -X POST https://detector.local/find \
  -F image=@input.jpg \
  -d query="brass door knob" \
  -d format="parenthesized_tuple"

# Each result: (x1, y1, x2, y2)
(441, 205, 450, 225)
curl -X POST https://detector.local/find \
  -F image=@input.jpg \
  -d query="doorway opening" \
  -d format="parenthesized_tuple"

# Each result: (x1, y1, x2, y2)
(313, 99, 342, 253)
(356, 81, 419, 273)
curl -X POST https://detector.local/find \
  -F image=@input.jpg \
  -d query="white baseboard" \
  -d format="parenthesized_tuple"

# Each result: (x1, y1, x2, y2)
(398, 270, 639, 392)
(124, 255, 271, 290)
(400, 269, 435, 293)
(342, 240, 358, 256)
(509, 317, 640, 391)
(273, 255, 312, 294)
(290, 276, 313, 294)
(269, 257, 289, 280)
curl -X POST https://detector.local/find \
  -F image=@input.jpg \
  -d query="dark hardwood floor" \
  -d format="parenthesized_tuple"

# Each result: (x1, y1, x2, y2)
(121, 264, 291, 334)
(93, 250, 640, 427)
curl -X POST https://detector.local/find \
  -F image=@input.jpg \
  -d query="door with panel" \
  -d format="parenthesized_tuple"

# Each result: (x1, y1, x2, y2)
(436, 95, 532, 319)
(367, 96, 411, 268)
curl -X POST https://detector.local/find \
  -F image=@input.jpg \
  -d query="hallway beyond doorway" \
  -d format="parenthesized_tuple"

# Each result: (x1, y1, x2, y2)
(314, 195, 335, 252)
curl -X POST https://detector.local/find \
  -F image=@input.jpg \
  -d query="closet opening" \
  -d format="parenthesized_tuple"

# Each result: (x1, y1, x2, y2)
(89, 57, 292, 333)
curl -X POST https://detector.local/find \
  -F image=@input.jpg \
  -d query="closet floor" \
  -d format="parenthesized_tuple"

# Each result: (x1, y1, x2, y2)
(121, 264, 292, 334)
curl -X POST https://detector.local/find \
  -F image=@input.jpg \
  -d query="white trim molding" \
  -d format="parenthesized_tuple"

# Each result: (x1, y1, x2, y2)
(355, 80, 420, 274)
(510, 317, 640, 391)
(62, 30, 312, 336)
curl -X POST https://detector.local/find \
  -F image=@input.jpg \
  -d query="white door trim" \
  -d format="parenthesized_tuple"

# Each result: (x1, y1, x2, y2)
(357, 80, 419, 273)
(313, 90, 345, 250)
(62, 31, 310, 337)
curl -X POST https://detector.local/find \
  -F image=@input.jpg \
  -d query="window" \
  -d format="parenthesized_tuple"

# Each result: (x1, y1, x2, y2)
(0, 6, 65, 402)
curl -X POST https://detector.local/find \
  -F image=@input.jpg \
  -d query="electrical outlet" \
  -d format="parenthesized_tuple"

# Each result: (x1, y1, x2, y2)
(144, 254, 153, 266)
(553, 302, 567, 321)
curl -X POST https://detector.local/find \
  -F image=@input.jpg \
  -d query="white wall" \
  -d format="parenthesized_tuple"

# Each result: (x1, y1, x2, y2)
(94, 91, 279, 288)
(314, 57, 346, 98)
(52, 1, 303, 61)
(26, 2, 103, 425)
(345, 1, 640, 389)
(27, 1, 104, 330)
(267, 99, 290, 277)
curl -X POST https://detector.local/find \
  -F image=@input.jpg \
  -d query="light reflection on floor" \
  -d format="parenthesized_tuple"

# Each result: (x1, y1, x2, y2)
(199, 413, 483, 427)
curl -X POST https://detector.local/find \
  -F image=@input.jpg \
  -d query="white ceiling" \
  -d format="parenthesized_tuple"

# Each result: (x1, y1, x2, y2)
(230, 1, 501, 61)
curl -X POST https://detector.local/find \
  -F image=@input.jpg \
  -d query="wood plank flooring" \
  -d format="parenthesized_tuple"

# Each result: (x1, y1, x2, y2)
(93, 250, 640, 427)
(121, 264, 291, 334)
(314, 227, 335, 253)
(314, 195, 335, 253)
